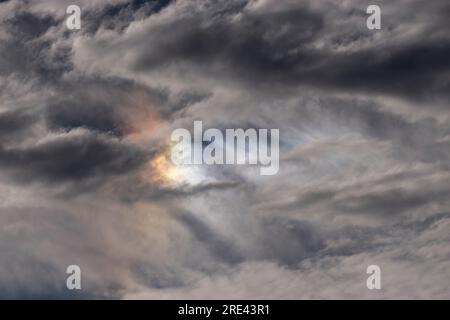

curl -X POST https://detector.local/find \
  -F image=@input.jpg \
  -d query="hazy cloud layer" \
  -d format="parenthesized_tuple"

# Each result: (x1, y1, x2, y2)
(0, 0, 449, 299)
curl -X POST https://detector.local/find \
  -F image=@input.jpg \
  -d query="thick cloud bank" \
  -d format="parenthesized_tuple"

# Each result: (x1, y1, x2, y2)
(0, 0, 449, 299)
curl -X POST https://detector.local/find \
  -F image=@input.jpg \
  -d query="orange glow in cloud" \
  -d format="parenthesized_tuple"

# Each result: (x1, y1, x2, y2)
(144, 143, 206, 188)
(149, 152, 182, 185)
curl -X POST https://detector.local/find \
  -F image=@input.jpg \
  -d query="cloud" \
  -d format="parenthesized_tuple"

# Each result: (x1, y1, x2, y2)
(0, 128, 149, 192)
(0, 0, 449, 299)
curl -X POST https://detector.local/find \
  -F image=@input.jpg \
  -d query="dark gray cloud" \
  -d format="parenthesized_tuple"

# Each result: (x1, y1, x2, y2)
(108, 0, 450, 103)
(0, 11, 68, 80)
(0, 108, 39, 142)
(80, 0, 174, 34)
(0, 129, 148, 185)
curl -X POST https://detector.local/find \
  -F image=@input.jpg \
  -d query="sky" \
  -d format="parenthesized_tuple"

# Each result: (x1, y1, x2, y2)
(0, 0, 449, 299)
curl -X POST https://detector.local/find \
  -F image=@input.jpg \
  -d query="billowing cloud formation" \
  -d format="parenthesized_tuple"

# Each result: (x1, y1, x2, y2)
(0, 0, 449, 299)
